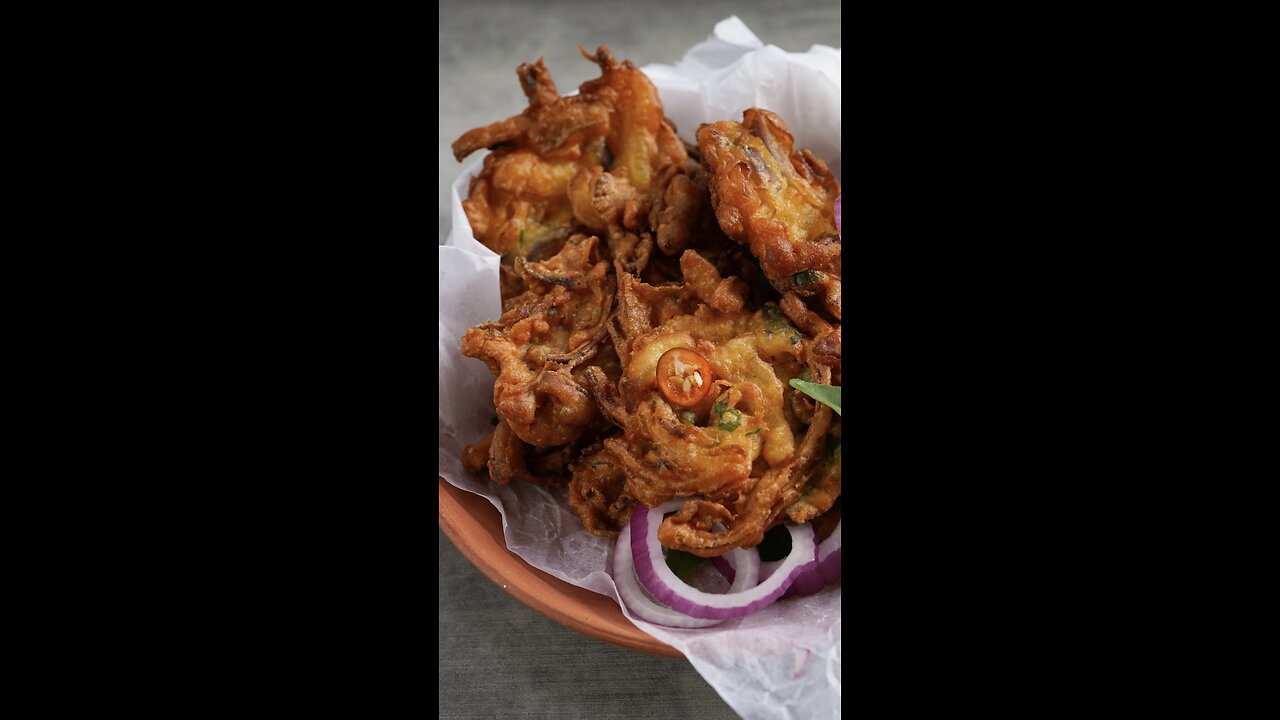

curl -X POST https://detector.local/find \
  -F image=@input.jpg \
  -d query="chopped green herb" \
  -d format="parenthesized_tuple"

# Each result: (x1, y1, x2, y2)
(666, 549, 705, 580)
(793, 270, 820, 287)
(746, 428, 761, 436)
(519, 229, 526, 246)
(717, 408, 742, 432)
(763, 304, 787, 328)
(789, 379, 841, 416)
(679, 410, 697, 425)
(712, 400, 728, 417)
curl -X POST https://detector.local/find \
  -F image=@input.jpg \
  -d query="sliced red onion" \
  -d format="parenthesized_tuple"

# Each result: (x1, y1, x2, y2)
(631, 502, 817, 619)
(787, 554, 826, 596)
(711, 555, 735, 584)
(611, 501, 759, 628)
(835, 195, 841, 237)
(816, 520, 842, 584)
(711, 556, 782, 585)
(609, 524, 743, 628)
(786, 520, 843, 596)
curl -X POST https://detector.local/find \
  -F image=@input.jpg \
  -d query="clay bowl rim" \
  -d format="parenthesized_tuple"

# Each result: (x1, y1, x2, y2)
(438, 477, 683, 659)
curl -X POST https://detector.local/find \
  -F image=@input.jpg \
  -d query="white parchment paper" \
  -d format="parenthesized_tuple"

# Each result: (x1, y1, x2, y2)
(438, 18, 841, 720)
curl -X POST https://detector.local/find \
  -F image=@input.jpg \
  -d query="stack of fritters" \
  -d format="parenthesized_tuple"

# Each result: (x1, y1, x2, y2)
(455, 47, 842, 557)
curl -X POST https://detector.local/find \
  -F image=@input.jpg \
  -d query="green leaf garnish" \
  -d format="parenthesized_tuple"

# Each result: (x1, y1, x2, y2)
(793, 270, 820, 287)
(789, 379, 841, 416)
(763, 304, 788, 329)
(665, 549, 705, 580)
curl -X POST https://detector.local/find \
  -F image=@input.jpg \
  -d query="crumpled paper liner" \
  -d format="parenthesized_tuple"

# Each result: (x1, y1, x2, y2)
(438, 17, 840, 720)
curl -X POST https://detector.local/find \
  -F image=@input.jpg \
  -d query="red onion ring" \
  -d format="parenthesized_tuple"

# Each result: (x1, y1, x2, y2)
(631, 502, 816, 619)
(786, 520, 843, 597)
(711, 555, 735, 584)
(710, 556, 783, 586)
(610, 515, 758, 628)
(816, 520, 842, 584)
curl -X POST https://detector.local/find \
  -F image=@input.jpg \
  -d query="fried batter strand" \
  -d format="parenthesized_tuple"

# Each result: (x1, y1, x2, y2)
(657, 400, 834, 556)
(785, 418, 840, 524)
(567, 440, 636, 538)
(781, 291, 841, 385)
(455, 48, 688, 270)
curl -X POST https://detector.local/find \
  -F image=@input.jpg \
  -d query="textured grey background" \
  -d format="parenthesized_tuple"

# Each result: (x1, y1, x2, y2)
(438, 1, 840, 718)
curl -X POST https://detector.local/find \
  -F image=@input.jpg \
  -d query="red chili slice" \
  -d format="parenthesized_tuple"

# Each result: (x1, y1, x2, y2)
(656, 347, 713, 408)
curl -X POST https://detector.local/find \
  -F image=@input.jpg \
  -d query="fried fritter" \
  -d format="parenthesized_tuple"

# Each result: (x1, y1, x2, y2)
(461, 235, 615, 449)
(567, 439, 636, 539)
(454, 48, 688, 269)
(697, 108, 842, 320)
(578, 253, 841, 556)
(575, 47, 687, 196)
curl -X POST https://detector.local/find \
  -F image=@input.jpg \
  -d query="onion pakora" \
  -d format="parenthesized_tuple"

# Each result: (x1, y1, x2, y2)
(454, 47, 842, 553)
(697, 108, 842, 320)
(455, 46, 688, 287)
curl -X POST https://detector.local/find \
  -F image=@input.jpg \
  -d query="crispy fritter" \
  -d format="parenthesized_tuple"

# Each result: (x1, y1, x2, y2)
(567, 440, 635, 539)
(453, 56, 607, 260)
(697, 108, 842, 319)
(461, 235, 614, 449)
(454, 48, 688, 267)
(577, 254, 843, 556)
(575, 47, 687, 195)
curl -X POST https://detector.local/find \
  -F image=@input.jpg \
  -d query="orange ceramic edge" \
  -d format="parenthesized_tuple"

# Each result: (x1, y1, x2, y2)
(438, 478, 684, 659)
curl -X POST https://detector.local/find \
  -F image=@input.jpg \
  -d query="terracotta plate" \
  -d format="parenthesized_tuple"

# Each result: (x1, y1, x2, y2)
(439, 477, 683, 659)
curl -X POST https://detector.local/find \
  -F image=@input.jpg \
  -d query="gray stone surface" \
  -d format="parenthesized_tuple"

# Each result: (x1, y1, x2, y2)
(438, 2, 840, 718)
(440, 530, 738, 719)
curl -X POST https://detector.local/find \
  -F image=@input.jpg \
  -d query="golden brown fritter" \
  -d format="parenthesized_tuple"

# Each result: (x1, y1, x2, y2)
(567, 440, 636, 539)
(574, 47, 687, 196)
(575, 254, 844, 556)
(697, 108, 842, 320)
(454, 58, 608, 261)
(454, 48, 688, 268)
(461, 235, 615, 449)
